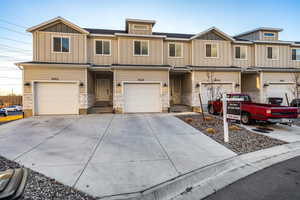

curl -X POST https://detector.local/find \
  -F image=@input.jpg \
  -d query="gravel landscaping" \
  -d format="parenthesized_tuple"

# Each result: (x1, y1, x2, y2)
(176, 114, 287, 154)
(0, 155, 96, 200)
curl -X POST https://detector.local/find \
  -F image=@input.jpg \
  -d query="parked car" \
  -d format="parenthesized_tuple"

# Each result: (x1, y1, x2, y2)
(208, 93, 299, 125)
(0, 108, 8, 117)
(290, 99, 300, 107)
(3, 105, 22, 112)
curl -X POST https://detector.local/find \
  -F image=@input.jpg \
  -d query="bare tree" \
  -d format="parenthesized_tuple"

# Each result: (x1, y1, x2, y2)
(290, 72, 300, 99)
(206, 72, 222, 100)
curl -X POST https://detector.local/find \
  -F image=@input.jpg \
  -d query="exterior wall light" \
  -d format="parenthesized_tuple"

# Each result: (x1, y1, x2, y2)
(117, 83, 121, 87)
(163, 83, 168, 87)
(297, 83, 300, 87)
(79, 82, 84, 87)
(195, 83, 200, 88)
(235, 83, 240, 88)
(263, 83, 269, 87)
(24, 82, 31, 86)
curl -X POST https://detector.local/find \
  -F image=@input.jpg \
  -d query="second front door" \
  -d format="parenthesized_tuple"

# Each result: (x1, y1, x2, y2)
(96, 79, 110, 101)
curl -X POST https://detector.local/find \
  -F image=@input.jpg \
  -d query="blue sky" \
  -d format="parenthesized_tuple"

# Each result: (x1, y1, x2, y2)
(0, 0, 300, 94)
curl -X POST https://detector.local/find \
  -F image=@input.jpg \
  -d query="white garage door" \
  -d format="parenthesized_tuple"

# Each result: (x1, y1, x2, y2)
(266, 83, 294, 105)
(124, 83, 161, 113)
(35, 82, 79, 115)
(200, 83, 234, 106)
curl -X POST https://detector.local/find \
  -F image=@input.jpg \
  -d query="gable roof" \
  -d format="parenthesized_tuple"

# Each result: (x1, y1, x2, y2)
(27, 16, 89, 34)
(190, 27, 235, 41)
(234, 27, 283, 38)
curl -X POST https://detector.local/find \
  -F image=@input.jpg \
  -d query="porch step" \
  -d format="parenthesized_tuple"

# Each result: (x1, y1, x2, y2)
(89, 107, 113, 114)
(170, 105, 192, 113)
(94, 101, 111, 107)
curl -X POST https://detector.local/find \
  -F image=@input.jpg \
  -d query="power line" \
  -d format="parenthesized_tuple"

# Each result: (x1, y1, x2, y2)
(0, 19, 27, 29)
(0, 26, 30, 36)
(0, 44, 32, 52)
(0, 36, 31, 45)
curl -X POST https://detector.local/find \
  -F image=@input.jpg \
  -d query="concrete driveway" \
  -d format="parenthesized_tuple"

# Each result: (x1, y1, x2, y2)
(0, 114, 235, 197)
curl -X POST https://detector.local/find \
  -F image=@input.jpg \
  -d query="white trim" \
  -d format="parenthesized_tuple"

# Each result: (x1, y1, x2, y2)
(165, 38, 190, 41)
(168, 42, 183, 58)
(115, 33, 166, 38)
(233, 45, 248, 60)
(51, 35, 71, 53)
(133, 40, 149, 56)
(27, 16, 89, 34)
(31, 80, 80, 116)
(133, 24, 149, 31)
(266, 46, 279, 60)
(89, 34, 116, 37)
(291, 48, 300, 61)
(94, 39, 112, 56)
(126, 18, 156, 24)
(191, 27, 235, 41)
(204, 42, 219, 59)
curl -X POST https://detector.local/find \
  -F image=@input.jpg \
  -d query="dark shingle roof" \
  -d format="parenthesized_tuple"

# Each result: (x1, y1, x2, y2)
(84, 28, 194, 38)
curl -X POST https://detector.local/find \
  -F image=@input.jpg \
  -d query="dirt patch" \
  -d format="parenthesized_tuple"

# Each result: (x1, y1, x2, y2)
(176, 114, 286, 154)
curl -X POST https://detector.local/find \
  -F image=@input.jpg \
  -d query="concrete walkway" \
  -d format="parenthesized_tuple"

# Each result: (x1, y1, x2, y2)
(0, 114, 235, 197)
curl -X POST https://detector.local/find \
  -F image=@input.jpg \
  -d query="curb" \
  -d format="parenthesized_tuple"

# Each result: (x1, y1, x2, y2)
(97, 141, 300, 200)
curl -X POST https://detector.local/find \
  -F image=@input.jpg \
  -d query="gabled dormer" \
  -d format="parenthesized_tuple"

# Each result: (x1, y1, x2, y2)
(125, 18, 156, 35)
(234, 27, 283, 41)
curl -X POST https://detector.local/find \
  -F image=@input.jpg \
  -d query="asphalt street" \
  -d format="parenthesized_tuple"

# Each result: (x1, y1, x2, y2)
(204, 156, 300, 200)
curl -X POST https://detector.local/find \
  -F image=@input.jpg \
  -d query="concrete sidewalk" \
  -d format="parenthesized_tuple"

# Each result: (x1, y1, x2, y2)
(0, 114, 235, 198)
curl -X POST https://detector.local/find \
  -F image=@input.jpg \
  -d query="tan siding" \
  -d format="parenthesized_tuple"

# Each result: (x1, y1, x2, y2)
(163, 41, 191, 66)
(34, 31, 86, 63)
(128, 22, 152, 35)
(192, 40, 231, 66)
(23, 66, 86, 93)
(262, 72, 295, 83)
(255, 44, 297, 67)
(115, 69, 168, 82)
(193, 71, 240, 85)
(87, 36, 118, 65)
(232, 44, 253, 67)
(118, 37, 163, 65)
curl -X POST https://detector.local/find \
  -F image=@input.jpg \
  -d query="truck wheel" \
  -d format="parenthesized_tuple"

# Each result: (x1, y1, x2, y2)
(208, 106, 215, 115)
(241, 113, 251, 125)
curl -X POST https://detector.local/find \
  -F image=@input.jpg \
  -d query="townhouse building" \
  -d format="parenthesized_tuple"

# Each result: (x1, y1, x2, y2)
(16, 17, 300, 117)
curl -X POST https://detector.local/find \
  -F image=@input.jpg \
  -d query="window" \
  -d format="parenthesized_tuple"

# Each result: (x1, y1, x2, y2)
(264, 32, 275, 37)
(133, 24, 148, 30)
(53, 37, 69, 52)
(95, 40, 111, 55)
(235, 46, 247, 59)
(134, 40, 148, 56)
(169, 43, 182, 57)
(292, 49, 300, 61)
(205, 44, 218, 58)
(267, 47, 279, 60)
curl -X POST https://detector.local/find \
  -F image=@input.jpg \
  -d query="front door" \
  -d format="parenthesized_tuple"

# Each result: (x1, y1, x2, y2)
(96, 79, 110, 101)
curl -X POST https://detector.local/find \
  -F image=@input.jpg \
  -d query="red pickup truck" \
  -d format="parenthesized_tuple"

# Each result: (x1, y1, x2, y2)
(208, 93, 299, 124)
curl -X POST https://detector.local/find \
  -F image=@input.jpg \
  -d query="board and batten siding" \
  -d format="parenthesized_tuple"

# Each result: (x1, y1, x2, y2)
(118, 37, 163, 65)
(192, 40, 232, 66)
(87, 36, 118, 65)
(163, 41, 191, 66)
(33, 31, 86, 63)
(128, 22, 152, 35)
(232, 44, 254, 67)
(255, 44, 300, 68)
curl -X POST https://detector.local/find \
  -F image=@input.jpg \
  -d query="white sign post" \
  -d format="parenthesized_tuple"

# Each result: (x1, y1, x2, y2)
(222, 94, 244, 143)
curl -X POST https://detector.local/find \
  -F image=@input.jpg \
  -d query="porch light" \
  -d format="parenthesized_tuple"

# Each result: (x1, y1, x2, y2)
(79, 82, 84, 87)
(117, 83, 121, 87)
(297, 83, 300, 87)
(263, 83, 269, 87)
(163, 83, 168, 87)
(235, 83, 240, 88)
(195, 83, 200, 88)
(24, 82, 31, 86)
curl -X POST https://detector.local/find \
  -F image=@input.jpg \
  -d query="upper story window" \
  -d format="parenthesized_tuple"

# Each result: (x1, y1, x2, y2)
(292, 49, 300, 61)
(53, 36, 69, 53)
(235, 46, 247, 59)
(95, 40, 111, 55)
(264, 32, 275, 37)
(205, 43, 218, 58)
(133, 24, 148, 30)
(134, 40, 149, 56)
(169, 43, 182, 57)
(267, 47, 279, 60)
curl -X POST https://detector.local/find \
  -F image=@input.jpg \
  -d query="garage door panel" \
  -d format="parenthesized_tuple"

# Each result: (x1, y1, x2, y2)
(124, 83, 161, 113)
(35, 82, 78, 115)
